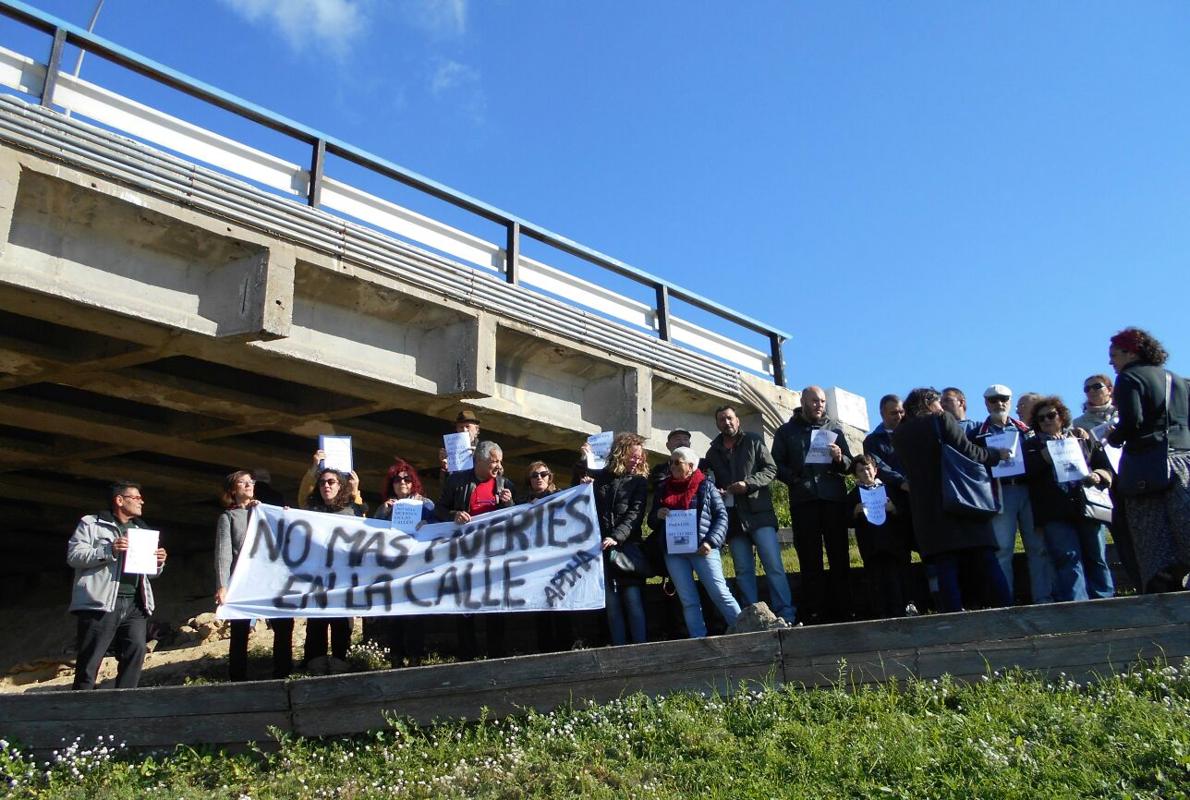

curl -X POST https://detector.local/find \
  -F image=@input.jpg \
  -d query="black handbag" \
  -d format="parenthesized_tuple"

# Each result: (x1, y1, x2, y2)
(1081, 484, 1114, 524)
(1117, 372, 1173, 497)
(936, 416, 1001, 519)
(607, 541, 654, 578)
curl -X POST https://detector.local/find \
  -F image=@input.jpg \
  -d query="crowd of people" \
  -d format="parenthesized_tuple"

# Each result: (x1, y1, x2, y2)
(65, 327, 1190, 687)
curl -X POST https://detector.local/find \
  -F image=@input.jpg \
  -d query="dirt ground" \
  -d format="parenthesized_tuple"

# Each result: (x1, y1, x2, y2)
(0, 605, 332, 693)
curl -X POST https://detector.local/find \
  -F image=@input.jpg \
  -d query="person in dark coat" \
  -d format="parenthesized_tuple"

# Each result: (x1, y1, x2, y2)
(705, 405, 796, 623)
(1022, 397, 1115, 602)
(847, 454, 915, 619)
(1105, 327, 1190, 592)
(436, 440, 518, 659)
(892, 387, 1013, 613)
(772, 385, 855, 623)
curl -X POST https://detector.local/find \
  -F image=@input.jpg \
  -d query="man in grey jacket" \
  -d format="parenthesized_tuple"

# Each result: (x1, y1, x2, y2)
(705, 405, 796, 623)
(68, 481, 167, 690)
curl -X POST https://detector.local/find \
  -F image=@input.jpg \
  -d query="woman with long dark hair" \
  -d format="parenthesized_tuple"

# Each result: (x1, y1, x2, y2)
(892, 387, 1013, 612)
(1105, 327, 1190, 592)
(214, 470, 293, 679)
(302, 467, 360, 665)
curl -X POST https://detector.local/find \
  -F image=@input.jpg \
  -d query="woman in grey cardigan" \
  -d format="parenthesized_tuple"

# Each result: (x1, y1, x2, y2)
(215, 470, 294, 680)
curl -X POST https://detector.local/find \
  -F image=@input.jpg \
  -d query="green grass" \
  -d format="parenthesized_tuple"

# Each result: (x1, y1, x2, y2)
(5, 659, 1187, 799)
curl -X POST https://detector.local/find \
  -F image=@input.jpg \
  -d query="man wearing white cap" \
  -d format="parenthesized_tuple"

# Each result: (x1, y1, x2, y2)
(970, 384, 1055, 605)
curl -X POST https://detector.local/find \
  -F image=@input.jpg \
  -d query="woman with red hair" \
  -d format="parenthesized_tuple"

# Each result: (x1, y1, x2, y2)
(365, 458, 435, 666)
(1105, 327, 1190, 592)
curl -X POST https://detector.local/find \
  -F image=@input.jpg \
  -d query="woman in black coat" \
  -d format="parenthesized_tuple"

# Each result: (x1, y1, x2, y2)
(1104, 327, 1190, 592)
(892, 387, 1013, 612)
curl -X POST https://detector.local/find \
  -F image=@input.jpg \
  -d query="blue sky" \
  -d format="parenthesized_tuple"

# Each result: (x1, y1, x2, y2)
(3, 0, 1188, 429)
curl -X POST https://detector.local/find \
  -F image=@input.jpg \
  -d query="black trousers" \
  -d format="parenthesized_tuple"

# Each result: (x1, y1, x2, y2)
(72, 595, 148, 690)
(304, 617, 351, 663)
(228, 618, 295, 680)
(791, 500, 852, 622)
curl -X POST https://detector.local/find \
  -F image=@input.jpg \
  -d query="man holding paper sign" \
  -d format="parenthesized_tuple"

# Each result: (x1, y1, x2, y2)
(773, 386, 855, 623)
(67, 481, 167, 690)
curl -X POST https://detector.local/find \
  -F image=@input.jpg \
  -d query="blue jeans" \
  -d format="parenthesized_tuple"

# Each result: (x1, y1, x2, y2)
(605, 574, 646, 645)
(1041, 519, 1115, 601)
(991, 483, 1055, 603)
(727, 526, 796, 621)
(664, 549, 741, 638)
(926, 548, 1012, 613)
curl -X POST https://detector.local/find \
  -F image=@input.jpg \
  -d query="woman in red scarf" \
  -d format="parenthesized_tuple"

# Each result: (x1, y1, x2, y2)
(648, 447, 741, 637)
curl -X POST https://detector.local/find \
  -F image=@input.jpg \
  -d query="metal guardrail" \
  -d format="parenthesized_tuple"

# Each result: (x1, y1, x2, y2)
(0, 0, 789, 386)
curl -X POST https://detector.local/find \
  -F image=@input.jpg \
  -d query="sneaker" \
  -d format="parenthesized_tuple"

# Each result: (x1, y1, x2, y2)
(904, 602, 920, 617)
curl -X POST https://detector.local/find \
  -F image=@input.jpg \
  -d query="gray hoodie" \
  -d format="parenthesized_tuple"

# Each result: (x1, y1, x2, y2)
(67, 512, 160, 614)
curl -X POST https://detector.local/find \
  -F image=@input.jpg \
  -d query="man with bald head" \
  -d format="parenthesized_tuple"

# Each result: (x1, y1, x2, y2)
(772, 386, 855, 624)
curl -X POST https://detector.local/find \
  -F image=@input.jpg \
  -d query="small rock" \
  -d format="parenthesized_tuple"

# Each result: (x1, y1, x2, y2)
(193, 612, 218, 626)
(727, 602, 791, 634)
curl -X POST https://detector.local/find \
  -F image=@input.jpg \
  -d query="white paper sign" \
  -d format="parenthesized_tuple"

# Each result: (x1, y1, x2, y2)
(443, 431, 474, 473)
(123, 528, 159, 575)
(1091, 423, 1123, 472)
(586, 431, 614, 470)
(987, 430, 1025, 479)
(219, 484, 605, 619)
(859, 485, 888, 526)
(805, 429, 838, 465)
(1047, 438, 1091, 483)
(319, 435, 353, 473)
(390, 499, 424, 532)
(665, 509, 698, 554)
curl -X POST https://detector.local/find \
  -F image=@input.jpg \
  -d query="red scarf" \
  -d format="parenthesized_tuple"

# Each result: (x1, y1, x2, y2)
(660, 468, 705, 511)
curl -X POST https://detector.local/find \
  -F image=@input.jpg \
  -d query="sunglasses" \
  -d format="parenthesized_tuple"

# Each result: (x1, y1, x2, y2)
(392, 475, 413, 483)
(1084, 382, 1106, 392)
(529, 470, 551, 479)
(317, 478, 340, 486)
(988, 395, 1010, 403)
(1038, 410, 1061, 422)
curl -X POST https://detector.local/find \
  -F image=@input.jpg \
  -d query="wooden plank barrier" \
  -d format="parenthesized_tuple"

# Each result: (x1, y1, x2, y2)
(1, 593, 1185, 754)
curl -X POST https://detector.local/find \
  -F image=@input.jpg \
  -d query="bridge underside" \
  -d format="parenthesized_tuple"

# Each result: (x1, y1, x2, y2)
(0, 104, 800, 610)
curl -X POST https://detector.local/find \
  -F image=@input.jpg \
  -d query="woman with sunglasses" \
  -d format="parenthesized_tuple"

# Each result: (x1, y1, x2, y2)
(1023, 397, 1115, 602)
(525, 461, 558, 502)
(301, 467, 360, 667)
(648, 446, 740, 638)
(215, 470, 294, 680)
(364, 459, 435, 666)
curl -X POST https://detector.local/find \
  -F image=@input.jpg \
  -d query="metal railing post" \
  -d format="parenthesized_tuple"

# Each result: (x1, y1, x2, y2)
(307, 138, 325, 207)
(40, 27, 66, 108)
(655, 284, 671, 341)
(505, 221, 520, 284)
(770, 334, 786, 388)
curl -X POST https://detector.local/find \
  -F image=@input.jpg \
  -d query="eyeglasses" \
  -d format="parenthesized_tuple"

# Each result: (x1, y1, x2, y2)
(119, 494, 144, 502)
(392, 475, 413, 483)
(1084, 382, 1106, 392)
(529, 471, 551, 479)
(669, 460, 687, 466)
(235, 479, 255, 487)
(1039, 410, 1061, 422)
(317, 478, 340, 486)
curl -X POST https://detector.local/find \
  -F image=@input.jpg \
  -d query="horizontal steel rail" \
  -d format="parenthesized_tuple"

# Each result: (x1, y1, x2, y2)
(0, 0, 788, 385)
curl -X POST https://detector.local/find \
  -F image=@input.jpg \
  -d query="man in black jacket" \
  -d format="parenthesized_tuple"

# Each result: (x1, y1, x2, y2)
(705, 405, 796, 623)
(772, 386, 855, 623)
(436, 440, 518, 658)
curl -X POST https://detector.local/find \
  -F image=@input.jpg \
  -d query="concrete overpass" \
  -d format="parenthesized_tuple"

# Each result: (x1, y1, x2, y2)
(0, 4, 879, 651)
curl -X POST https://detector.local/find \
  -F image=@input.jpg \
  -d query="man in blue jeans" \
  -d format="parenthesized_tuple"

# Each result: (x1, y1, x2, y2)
(705, 405, 796, 624)
(68, 481, 167, 690)
(971, 385, 1055, 604)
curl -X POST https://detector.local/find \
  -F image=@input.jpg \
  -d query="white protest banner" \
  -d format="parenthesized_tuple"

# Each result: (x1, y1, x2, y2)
(443, 431, 474, 473)
(1047, 437, 1091, 483)
(123, 528, 159, 575)
(665, 509, 698, 554)
(987, 430, 1025, 479)
(586, 431, 614, 470)
(390, 499, 424, 533)
(805, 428, 837, 465)
(218, 483, 604, 620)
(319, 435, 353, 473)
(859, 485, 887, 526)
